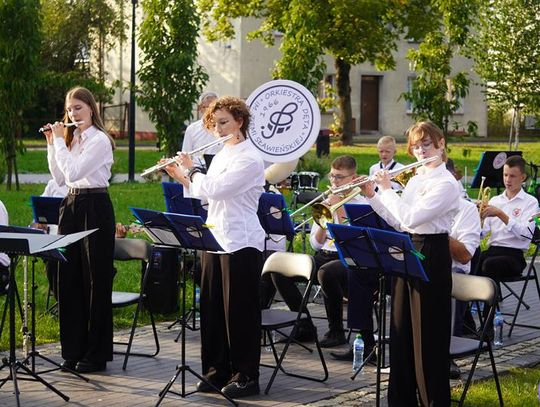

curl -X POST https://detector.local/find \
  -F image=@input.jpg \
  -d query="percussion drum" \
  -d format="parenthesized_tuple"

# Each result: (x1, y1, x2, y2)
(288, 172, 299, 190)
(298, 171, 320, 191)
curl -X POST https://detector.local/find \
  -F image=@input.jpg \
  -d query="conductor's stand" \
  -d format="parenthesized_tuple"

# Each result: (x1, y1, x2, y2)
(328, 223, 428, 407)
(129, 208, 237, 407)
(0, 226, 94, 406)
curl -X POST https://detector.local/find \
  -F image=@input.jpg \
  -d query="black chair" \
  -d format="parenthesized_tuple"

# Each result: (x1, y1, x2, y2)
(450, 272, 503, 407)
(260, 251, 328, 394)
(112, 238, 160, 370)
(501, 229, 540, 337)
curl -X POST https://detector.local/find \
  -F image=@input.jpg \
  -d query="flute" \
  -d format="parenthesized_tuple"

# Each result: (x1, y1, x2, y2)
(141, 134, 234, 177)
(39, 121, 85, 133)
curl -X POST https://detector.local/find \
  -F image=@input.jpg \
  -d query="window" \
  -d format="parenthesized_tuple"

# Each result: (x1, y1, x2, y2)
(318, 74, 336, 112)
(405, 76, 415, 113)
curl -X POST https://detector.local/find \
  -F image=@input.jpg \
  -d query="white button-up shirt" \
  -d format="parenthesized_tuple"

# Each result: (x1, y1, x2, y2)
(0, 201, 10, 266)
(182, 120, 223, 168)
(48, 126, 113, 188)
(483, 188, 539, 251)
(310, 195, 368, 252)
(367, 162, 461, 234)
(369, 160, 405, 191)
(190, 140, 265, 253)
(451, 198, 481, 274)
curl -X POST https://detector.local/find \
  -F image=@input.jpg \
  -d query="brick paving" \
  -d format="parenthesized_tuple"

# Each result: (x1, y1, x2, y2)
(1, 276, 539, 406)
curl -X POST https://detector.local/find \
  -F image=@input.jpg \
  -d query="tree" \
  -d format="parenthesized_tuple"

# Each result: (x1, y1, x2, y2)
(0, 0, 41, 190)
(137, 0, 208, 157)
(468, 0, 540, 149)
(198, 0, 420, 145)
(401, 0, 479, 136)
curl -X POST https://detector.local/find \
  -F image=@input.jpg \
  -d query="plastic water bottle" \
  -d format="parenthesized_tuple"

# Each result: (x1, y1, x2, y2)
(493, 310, 504, 347)
(195, 286, 200, 321)
(353, 334, 364, 373)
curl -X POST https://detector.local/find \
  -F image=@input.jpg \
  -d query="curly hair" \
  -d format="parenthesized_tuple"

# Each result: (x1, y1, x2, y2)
(202, 96, 251, 137)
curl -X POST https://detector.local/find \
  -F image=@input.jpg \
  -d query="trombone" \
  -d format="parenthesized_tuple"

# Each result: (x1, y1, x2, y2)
(141, 134, 234, 177)
(293, 156, 439, 229)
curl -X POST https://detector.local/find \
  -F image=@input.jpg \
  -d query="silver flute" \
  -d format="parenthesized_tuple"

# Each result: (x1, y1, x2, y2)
(39, 121, 85, 133)
(141, 134, 234, 177)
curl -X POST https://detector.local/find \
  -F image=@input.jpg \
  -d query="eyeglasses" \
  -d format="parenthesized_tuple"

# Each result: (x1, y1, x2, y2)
(412, 141, 434, 151)
(327, 173, 353, 181)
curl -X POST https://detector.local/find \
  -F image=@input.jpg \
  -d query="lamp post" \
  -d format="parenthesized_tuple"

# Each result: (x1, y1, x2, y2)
(128, 0, 138, 182)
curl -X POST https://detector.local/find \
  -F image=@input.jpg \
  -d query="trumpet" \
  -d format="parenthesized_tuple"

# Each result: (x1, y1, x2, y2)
(295, 156, 440, 229)
(39, 121, 84, 133)
(141, 134, 234, 177)
(477, 176, 491, 227)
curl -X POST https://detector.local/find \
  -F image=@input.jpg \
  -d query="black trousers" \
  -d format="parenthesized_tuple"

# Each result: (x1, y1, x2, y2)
(200, 248, 262, 381)
(476, 245, 526, 281)
(58, 193, 115, 363)
(388, 233, 452, 407)
(347, 267, 381, 334)
(272, 250, 347, 332)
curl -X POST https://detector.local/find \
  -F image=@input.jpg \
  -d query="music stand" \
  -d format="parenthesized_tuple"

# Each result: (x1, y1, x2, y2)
(257, 192, 296, 252)
(0, 226, 95, 406)
(344, 203, 396, 231)
(327, 223, 427, 407)
(129, 208, 236, 407)
(30, 196, 63, 225)
(470, 151, 522, 192)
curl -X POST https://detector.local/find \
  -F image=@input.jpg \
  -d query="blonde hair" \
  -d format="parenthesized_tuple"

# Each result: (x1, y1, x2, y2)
(63, 87, 115, 150)
(405, 120, 447, 161)
(377, 135, 397, 150)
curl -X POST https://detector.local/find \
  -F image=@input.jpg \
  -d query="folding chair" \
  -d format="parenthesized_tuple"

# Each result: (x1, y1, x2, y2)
(500, 228, 540, 337)
(112, 238, 160, 370)
(450, 272, 503, 407)
(260, 252, 328, 394)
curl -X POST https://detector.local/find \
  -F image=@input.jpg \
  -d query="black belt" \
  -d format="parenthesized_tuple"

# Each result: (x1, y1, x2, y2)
(319, 249, 338, 256)
(68, 187, 108, 195)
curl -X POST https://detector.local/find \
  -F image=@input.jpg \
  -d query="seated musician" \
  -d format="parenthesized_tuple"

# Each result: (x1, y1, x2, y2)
(272, 155, 367, 347)
(475, 155, 540, 325)
(369, 136, 404, 191)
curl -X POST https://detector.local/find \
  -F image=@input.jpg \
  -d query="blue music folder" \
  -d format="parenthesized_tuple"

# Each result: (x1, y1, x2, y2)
(327, 223, 428, 282)
(161, 182, 208, 220)
(130, 207, 222, 252)
(30, 196, 63, 224)
(257, 193, 295, 238)
(344, 203, 395, 231)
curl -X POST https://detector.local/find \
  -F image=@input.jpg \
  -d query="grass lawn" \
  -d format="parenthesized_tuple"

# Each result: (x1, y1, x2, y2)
(1, 142, 540, 353)
(452, 366, 540, 406)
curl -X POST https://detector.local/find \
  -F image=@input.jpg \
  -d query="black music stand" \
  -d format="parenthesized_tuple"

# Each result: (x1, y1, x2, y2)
(129, 208, 237, 407)
(0, 226, 95, 406)
(30, 196, 63, 225)
(161, 182, 206, 335)
(470, 151, 523, 192)
(257, 192, 296, 252)
(327, 223, 427, 407)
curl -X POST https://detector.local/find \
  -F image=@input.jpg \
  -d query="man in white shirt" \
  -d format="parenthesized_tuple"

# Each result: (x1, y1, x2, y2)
(182, 92, 220, 169)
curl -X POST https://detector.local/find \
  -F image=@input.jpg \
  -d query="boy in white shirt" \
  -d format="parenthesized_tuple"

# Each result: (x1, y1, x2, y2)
(369, 136, 404, 191)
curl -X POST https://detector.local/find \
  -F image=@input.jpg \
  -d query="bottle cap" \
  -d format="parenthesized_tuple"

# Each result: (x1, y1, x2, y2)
(356, 334, 362, 339)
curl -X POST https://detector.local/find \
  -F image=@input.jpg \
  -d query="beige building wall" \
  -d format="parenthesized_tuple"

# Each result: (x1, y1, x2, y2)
(105, 16, 487, 138)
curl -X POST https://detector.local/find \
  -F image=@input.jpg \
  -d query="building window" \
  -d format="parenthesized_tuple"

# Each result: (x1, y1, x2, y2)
(318, 74, 336, 112)
(405, 76, 415, 113)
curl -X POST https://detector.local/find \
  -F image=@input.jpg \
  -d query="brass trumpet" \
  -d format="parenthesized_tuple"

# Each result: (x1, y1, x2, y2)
(306, 156, 440, 229)
(477, 176, 491, 227)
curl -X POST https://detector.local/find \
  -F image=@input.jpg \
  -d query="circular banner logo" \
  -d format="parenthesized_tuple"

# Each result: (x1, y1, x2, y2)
(492, 152, 507, 170)
(246, 80, 321, 163)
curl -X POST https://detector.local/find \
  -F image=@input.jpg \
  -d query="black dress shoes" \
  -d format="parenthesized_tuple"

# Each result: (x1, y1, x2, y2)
(319, 330, 348, 348)
(221, 374, 260, 399)
(75, 359, 106, 373)
(330, 346, 354, 361)
(60, 360, 77, 371)
(450, 359, 462, 380)
(196, 377, 228, 393)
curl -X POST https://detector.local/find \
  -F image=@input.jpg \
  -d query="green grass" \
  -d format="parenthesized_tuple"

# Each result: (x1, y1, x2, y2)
(452, 366, 540, 406)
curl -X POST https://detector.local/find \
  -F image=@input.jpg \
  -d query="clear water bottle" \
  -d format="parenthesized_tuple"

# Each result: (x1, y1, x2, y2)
(353, 334, 364, 373)
(493, 310, 504, 346)
(195, 286, 200, 321)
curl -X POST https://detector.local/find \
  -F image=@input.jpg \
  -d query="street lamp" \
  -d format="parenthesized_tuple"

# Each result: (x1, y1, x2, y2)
(128, 0, 138, 182)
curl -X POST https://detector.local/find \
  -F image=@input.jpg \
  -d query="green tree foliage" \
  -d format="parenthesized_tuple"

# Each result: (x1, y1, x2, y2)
(401, 0, 479, 136)
(468, 0, 540, 149)
(0, 0, 41, 190)
(137, 0, 208, 157)
(198, 0, 417, 145)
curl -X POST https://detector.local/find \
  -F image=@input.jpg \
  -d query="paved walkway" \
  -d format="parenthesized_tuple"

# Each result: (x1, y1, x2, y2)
(1, 277, 540, 406)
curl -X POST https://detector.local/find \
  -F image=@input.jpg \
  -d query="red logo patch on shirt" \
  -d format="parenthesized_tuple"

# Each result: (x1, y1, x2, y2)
(512, 208, 521, 217)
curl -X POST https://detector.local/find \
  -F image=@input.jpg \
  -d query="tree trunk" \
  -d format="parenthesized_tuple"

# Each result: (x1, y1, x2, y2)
(513, 107, 520, 150)
(508, 109, 515, 150)
(335, 58, 353, 146)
